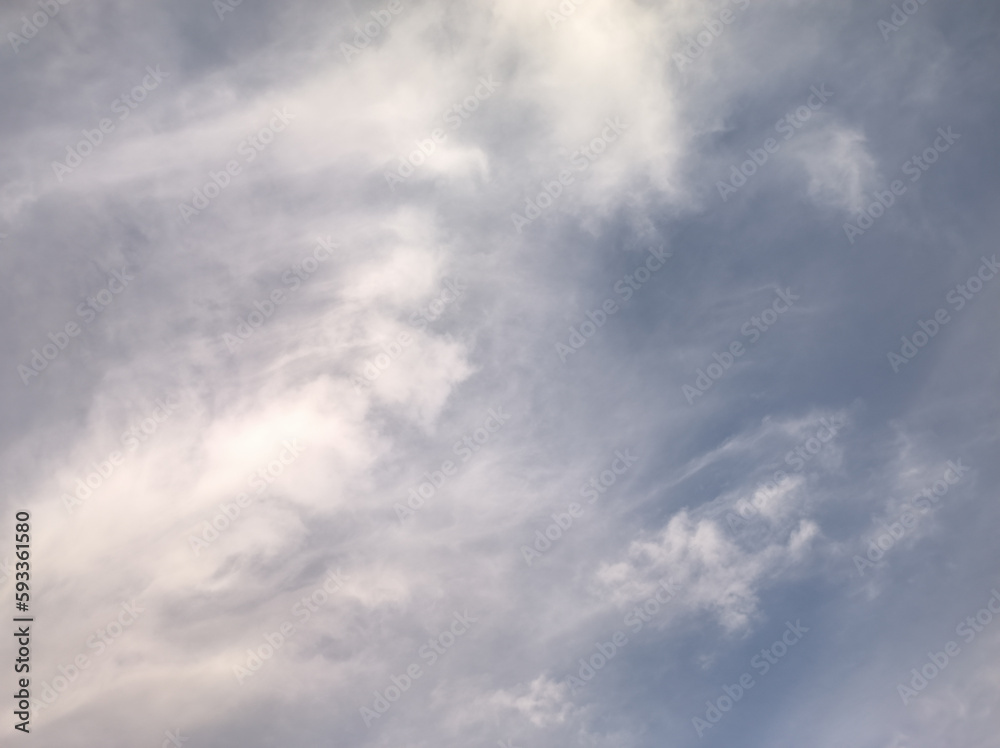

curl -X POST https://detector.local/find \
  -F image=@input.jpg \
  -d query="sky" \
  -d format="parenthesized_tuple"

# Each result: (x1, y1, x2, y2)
(0, 0, 998, 746)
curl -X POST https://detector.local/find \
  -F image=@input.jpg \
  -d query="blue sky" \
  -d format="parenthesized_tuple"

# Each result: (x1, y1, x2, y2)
(0, 0, 998, 747)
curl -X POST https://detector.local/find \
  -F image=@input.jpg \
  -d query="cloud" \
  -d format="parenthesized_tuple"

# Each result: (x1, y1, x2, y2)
(1, 0, 998, 746)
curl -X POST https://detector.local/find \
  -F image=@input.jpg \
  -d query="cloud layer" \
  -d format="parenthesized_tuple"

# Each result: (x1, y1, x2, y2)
(1, 0, 999, 747)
